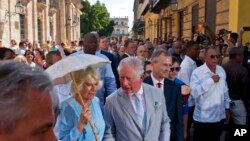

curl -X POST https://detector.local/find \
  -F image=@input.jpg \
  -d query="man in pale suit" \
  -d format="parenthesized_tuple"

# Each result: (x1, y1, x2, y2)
(103, 57, 171, 141)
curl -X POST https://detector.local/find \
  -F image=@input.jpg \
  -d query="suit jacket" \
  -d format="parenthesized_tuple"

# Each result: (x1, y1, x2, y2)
(103, 83, 171, 141)
(101, 50, 120, 88)
(144, 76, 183, 141)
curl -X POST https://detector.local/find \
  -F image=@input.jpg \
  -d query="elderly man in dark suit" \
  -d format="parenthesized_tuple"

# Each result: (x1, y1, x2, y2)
(144, 49, 183, 141)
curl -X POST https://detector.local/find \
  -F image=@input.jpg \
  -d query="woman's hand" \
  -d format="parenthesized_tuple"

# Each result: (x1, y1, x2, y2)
(77, 106, 92, 132)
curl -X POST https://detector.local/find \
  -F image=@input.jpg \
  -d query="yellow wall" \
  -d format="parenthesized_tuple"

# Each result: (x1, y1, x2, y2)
(144, 12, 159, 41)
(229, 0, 250, 44)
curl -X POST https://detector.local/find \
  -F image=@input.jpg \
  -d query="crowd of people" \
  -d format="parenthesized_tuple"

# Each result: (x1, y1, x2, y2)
(0, 24, 250, 141)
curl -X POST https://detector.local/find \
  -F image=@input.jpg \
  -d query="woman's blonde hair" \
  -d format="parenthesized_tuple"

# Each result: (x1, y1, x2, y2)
(71, 66, 102, 95)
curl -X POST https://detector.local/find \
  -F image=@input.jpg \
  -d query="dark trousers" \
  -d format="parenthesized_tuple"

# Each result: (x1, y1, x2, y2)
(193, 120, 224, 141)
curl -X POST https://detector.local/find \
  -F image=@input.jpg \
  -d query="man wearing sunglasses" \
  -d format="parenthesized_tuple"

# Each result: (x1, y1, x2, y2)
(190, 46, 230, 141)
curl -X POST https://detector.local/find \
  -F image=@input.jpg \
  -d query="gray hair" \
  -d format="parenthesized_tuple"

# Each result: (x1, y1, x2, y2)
(0, 61, 58, 133)
(117, 57, 144, 77)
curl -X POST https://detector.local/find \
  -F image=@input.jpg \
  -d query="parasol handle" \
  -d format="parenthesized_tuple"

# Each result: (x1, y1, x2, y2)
(70, 73, 99, 141)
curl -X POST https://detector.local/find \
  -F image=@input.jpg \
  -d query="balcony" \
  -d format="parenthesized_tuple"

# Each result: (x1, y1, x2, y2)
(149, 0, 170, 13)
(49, 0, 57, 16)
(20, 0, 31, 6)
(37, 0, 47, 12)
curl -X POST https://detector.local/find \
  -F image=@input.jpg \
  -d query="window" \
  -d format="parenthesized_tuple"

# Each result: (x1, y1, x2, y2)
(192, 4, 199, 34)
(38, 19, 42, 44)
(20, 15, 25, 41)
(121, 21, 124, 25)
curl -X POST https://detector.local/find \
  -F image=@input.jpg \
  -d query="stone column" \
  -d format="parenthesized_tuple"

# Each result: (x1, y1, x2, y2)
(65, 0, 72, 44)
(56, 0, 66, 44)
(32, 0, 38, 42)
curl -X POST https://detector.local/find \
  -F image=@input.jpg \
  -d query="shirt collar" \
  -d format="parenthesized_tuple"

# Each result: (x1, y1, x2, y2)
(185, 55, 196, 65)
(128, 85, 144, 96)
(203, 63, 218, 75)
(151, 73, 164, 85)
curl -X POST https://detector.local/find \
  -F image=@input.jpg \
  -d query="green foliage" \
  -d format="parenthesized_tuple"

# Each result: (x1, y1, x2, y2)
(80, 0, 114, 37)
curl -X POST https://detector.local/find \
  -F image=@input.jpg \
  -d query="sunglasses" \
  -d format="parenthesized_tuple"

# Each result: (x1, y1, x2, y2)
(210, 55, 221, 59)
(170, 67, 181, 72)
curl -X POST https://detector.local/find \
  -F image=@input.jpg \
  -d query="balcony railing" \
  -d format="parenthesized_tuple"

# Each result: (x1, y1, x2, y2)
(49, 0, 57, 16)
(37, 0, 47, 12)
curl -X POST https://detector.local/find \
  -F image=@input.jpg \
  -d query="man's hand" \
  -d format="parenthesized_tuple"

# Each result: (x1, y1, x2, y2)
(181, 85, 191, 95)
(211, 75, 220, 83)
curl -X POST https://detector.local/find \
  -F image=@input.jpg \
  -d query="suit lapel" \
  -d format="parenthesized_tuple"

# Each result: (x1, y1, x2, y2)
(117, 89, 142, 132)
(143, 84, 153, 133)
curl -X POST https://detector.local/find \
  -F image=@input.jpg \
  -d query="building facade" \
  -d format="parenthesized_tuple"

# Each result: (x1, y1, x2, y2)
(133, 0, 250, 43)
(0, 0, 82, 47)
(111, 17, 129, 37)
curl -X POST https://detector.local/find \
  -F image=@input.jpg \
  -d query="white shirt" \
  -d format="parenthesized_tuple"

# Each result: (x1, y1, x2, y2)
(190, 63, 231, 123)
(128, 85, 146, 112)
(151, 73, 164, 91)
(178, 55, 197, 85)
(54, 81, 72, 103)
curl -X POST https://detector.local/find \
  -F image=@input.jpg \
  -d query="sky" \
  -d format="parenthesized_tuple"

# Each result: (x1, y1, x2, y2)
(89, 0, 134, 31)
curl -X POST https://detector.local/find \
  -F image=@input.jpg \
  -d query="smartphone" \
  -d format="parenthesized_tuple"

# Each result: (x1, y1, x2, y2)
(243, 26, 250, 31)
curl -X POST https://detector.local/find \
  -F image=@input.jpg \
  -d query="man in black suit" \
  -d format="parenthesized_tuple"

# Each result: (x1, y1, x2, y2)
(144, 49, 183, 141)
(99, 36, 120, 88)
(120, 40, 135, 60)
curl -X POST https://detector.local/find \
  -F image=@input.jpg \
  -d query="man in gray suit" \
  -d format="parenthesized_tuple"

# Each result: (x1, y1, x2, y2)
(103, 57, 171, 141)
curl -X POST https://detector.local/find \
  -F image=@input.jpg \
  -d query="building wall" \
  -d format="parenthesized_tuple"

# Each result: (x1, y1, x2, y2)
(0, 0, 82, 47)
(112, 17, 129, 36)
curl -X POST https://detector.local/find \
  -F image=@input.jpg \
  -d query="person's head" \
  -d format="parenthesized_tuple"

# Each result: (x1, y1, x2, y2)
(0, 61, 58, 141)
(118, 46, 125, 57)
(124, 40, 135, 56)
(19, 41, 27, 49)
(99, 36, 109, 51)
(34, 49, 45, 60)
(199, 48, 205, 63)
(229, 32, 239, 44)
(14, 55, 28, 64)
(71, 66, 102, 101)
(117, 57, 144, 94)
(45, 51, 62, 67)
(185, 41, 200, 59)
(24, 50, 34, 62)
(172, 41, 182, 55)
(0, 48, 15, 60)
(10, 40, 17, 46)
(83, 32, 99, 55)
(144, 41, 154, 58)
(78, 40, 84, 47)
(204, 46, 220, 69)
(111, 43, 118, 53)
(122, 36, 128, 46)
(229, 47, 244, 63)
(143, 60, 152, 78)
(136, 45, 148, 60)
(150, 49, 172, 80)
(168, 56, 181, 80)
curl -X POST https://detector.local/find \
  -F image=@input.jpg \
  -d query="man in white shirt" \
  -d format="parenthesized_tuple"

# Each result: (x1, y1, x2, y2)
(190, 46, 231, 141)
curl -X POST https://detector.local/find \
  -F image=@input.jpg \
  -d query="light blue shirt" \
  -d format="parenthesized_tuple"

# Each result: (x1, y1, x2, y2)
(190, 63, 230, 123)
(56, 97, 105, 141)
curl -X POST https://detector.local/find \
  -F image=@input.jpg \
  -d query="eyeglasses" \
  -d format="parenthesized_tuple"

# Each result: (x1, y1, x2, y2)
(170, 67, 181, 72)
(210, 55, 221, 59)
